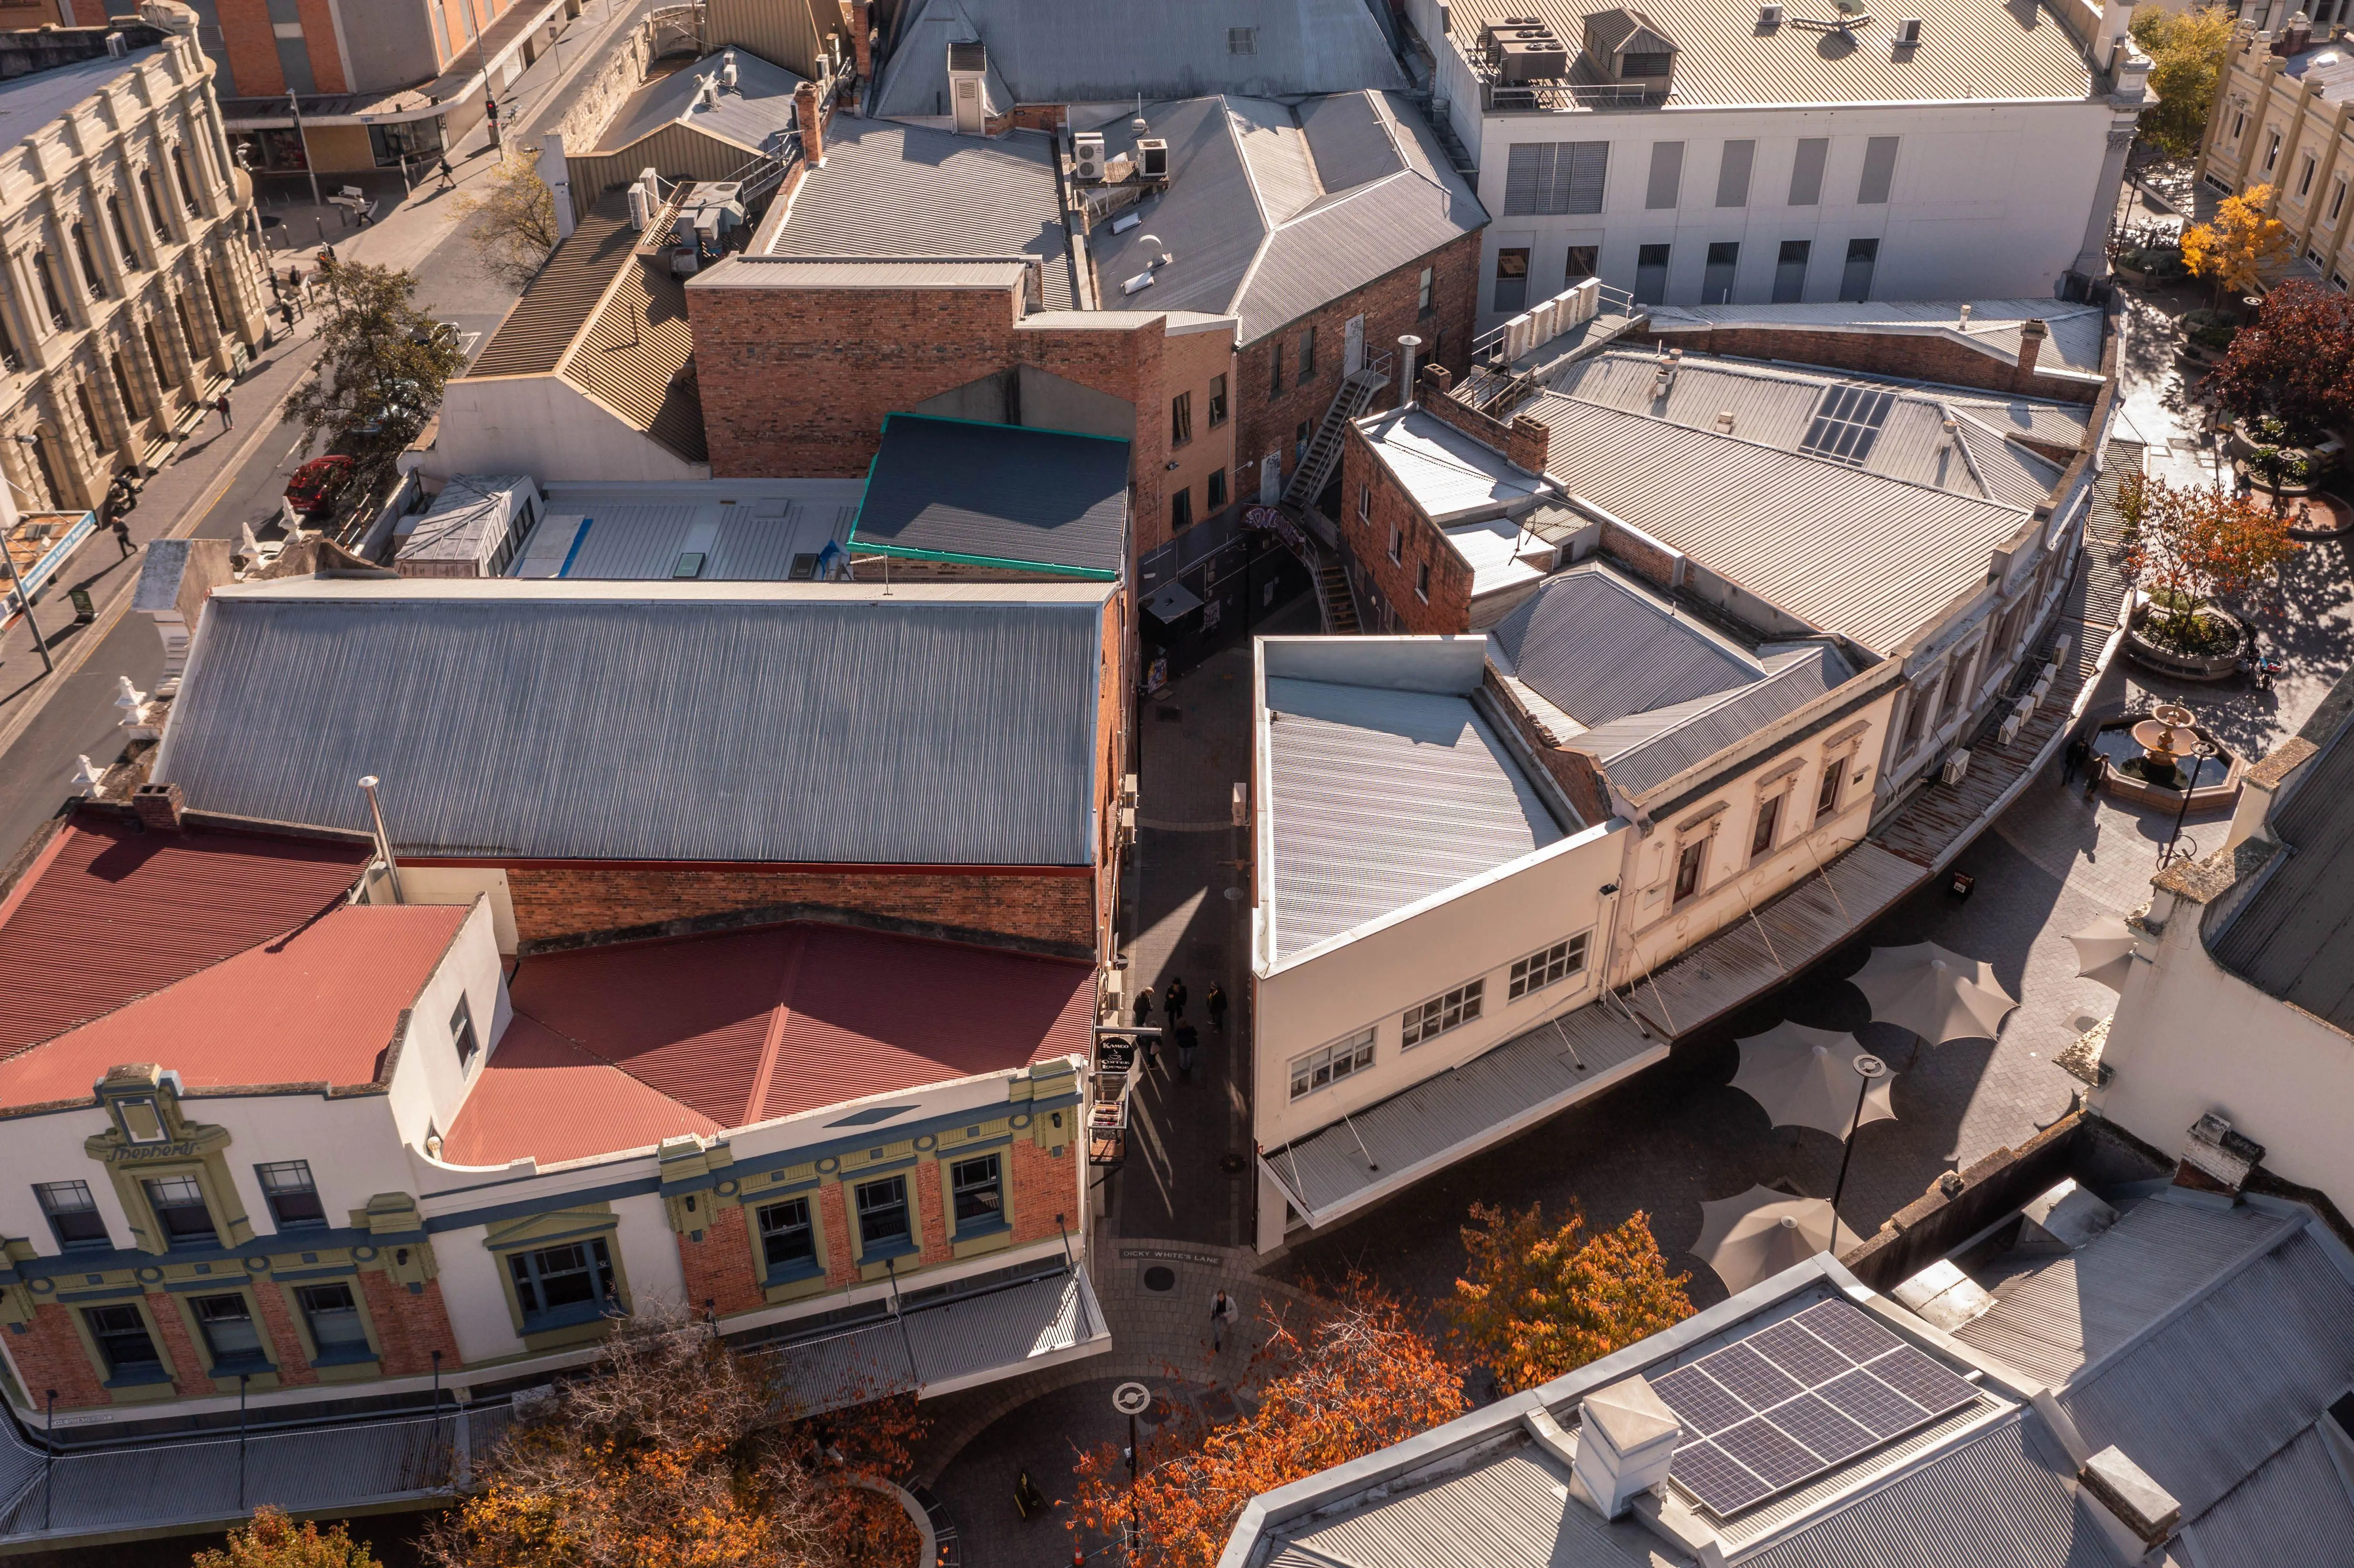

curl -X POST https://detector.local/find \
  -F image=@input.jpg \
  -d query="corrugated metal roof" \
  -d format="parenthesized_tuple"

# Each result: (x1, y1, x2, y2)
(870, 0, 1407, 119)
(1265, 674, 1566, 960)
(590, 49, 806, 158)
(468, 194, 643, 380)
(1491, 565, 1774, 725)
(1645, 301, 2106, 380)
(0, 818, 365, 1064)
(1446, 0, 2090, 109)
(765, 117, 1077, 310)
(1954, 1198, 2293, 1388)
(0, 905, 468, 1111)
(153, 582, 1112, 866)
(400, 475, 535, 565)
(1360, 405, 1547, 523)
(521, 479, 864, 580)
(2209, 721, 2354, 1032)
(691, 257, 1034, 289)
(1083, 91, 1485, 344)
(1575, 648, 1849, 798)
(1270, 1001, 1663, 1224)
(2181, 1424, 2354, 1568)
(853, 414, 1129, 576)
(772, 1264, 1110, 1413)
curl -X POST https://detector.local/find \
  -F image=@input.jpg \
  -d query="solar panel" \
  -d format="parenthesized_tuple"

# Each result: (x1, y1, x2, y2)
(1791, 1298, 1904, 1363)
(1746, 1319, 1855, 1385)
(1817, 1366, 1931, 1440)
(1766, 1393, 1877, 1466)
(1698, 1343, 1804, 1410)
(1861, 1345, 1978, 1419)
(1715, 1417, 1821, 1490)
(1670, 1439, 1773, 1516)
(1650, 1364, 1754, 1437)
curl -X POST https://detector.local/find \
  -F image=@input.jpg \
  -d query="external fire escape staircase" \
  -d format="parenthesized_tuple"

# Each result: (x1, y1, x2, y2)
(1284, 352, 1392, 507)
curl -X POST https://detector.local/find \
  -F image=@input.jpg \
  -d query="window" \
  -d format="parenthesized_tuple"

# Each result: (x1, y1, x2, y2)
(1774, 240, 1810, 303)
(1565, 244, 1598, 281)
(294, 1282, 372, 1361)
(1702, 241, 1739, 304)
(450, 996, 479, 1068)
(84, 1304, 163, 1381)
(757, 1196, 817, 1271)
(1815, 758, 1844, 820)
(1645, 140, 1684, 209)
(1288, 1028, 1374, 1098)
(142, 169, 170, 236)
(1268, 341, 1285, 399)
(75, 380, 104, 447)
(2230, 108, 2247, 141)
(1634, 243, 1671, 306)
(1503, 140, 1608, 215)
(1298, 324, 1316, 383)
(853, 1175, 911, 1253)
(2333, 178, 2348, 222)
(1672, 838, 1707, 903)
(1900, 680, 1935, 752)
(1493, 246, 1531, 312)
(1358, 482, 1370, 520)
(35, 249, 69, 330)
(950, 1153, 1004, 1229)
(1387, 521, 1401, 563)
(0, 309, 18, 372)
(1228, 25, 1256, 53)
(1938, 649, 1975, 723)
(173, 145, 200, 214)
(1418, 265, 1435, 312)
(1801, 384, 1896, 465)
(1403, 980, 1483, 1047)
(1857, 136, 1899, 203)
(256, 1161, 326, 1229)
(2301, 153, 2319, 197)
(507, 1237, 618, 1327)
(368, 117, 444, 167)
(143, 320, 170, 391)
(145, 1176, 219, 1250)
(173, 292, 199, 357)
(112, 350, 144, 416)
(1171, 486, 1192, 531)
(1416, 559, 1431, 601)
(1750, 792, 1783, 861)
(1207, 466, 1228, 509)
(1716, 139, 1755, 206)
(673, 550, 707, 579)
(35, 1181, 109, 1251)
(1789, 137, 1828, 205)
(2265, 129, 2283, 173)
(1207, 373, 1228, 427)
(1170, 390, 1192, 446)
(192, 1293, 269, 1371)
(109, 195, 139, 268)
(1509, 934, 1589, 999)
(1837, 237, 1879, 302)
(72, 223, 107, 299)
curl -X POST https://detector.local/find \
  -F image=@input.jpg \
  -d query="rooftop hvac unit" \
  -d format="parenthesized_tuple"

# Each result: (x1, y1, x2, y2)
(1758, 3, 1783, 26)
(1941, 749, 1973, 786)
(1894, 16, 1923, 44)
(1136, 138, 1170, 181)
(1074, 130, 1107, 183)
(105, 30, 127, 57)
(721, 49, 739, 89)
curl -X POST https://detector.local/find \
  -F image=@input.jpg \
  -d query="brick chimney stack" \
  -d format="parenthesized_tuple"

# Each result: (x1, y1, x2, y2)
(1421, 362, 1454, 398)
(133, 781, 186, 833)
(850, 0, 873, 85)
(795, 81, 824, 165)
(1507, 414, 1551, 476)
(2012, 317, 2047, 390)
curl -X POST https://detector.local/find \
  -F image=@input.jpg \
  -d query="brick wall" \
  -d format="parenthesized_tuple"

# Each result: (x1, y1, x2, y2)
(1596, 519, 1682, 595)
(356, 1273, 462, 1377)
(215, 0, 286, 97)
(1335, 421, 1474, 634)
(678, 1201, 768, 1317)
(1482, 666, 1613, 823)
(8, 1305, 109, 1410)
(1232, 230, 1481, 502)
(1629, 322, 2100, 405)
(250, 1283, 319, 1386)
(1006, 1135, 1078, 1243)
(293, 0, 350, 92)
(144, 1290, 211, 1399)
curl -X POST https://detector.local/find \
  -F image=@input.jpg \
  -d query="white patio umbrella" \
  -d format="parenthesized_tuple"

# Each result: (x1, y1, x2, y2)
(1851, 942, 2019, 1055)
(2066, 916, 2141, 993)
(1694, 1186, 1861, 1295)
(1730, 1023, 1896, 1140)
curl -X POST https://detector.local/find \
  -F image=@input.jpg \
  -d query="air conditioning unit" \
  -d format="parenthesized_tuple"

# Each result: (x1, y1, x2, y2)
(2013, 692, 2038, 723)
(1998, 712, 2023, 745)
(1758, 2, 1783, 25)
(1894, 17, 1923, 44)
(1941, 749, 1973, 786)
(1073, 131, 1107, 183)
(1135, 138, 1170, 181)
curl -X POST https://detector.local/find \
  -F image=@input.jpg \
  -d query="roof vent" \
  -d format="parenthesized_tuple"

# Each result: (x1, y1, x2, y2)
(1714, 409, 1735, 433)
(2080, 1447, 2181, 1549)
(1582, 7, 1679, 89)
(105, 29, 127, 56)
(1571, 1376, 1680, 1519)
(1893, 16, 1921, 46)
(1957, 302, 1973, 325)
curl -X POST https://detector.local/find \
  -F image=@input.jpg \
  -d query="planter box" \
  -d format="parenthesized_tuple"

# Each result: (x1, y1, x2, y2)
(2123, 604, 2247, 682)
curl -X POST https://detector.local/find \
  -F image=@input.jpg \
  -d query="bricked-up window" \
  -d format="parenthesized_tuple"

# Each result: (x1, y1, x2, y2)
(110, 195, 140, 269)
(1207, 467, 1228, 509)
(1672, 838, 1706, 904)
(145, 1175, 219, 1250)
(1171, 390, 1192, 446)
(758, 1196, 817, 1272)
(1418, 265, 1435, 313)
(192, 1293, 270, 1371)
(295, 1282, 373, 1362)
(853, 1175, 912, 1255)
(1508, 935, 1588, 999)
(950, 1153, 1004, 1229)
(1416, 559, 1431, 601)
(1816, 756, 1845, 821)
(257, 1160, 327, 1229)
(1403, 980, 1482, 1048)
(1750, 791, 1783, 861)
(35, 1180, 109, 1251)
(1207, 373, 1228, 426)
(450, 996, 479, 1068)
(1172, 487, 1193, 531)
(84, 1304, 164, 1382)
(1298, 324, 1316, 385)
(1288, 1027, 1374, 1099)
(1269, 341, 1285, 399)
(508, 1237, 619, 1329)
(142, 168, 170, 236)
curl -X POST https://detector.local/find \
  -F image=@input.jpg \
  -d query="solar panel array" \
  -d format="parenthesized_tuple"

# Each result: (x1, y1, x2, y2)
(1651, 1299, 1978, 1517)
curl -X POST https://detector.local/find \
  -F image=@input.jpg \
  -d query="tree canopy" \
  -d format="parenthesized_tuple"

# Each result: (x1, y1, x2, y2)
(1447, 1201, 1695, 1395)
(193, 1509, 380, 1568)
(2130, 7, 2237, 159)
(458, 153, 562, 289)
(2205, 277, 2354, 438)
(285, 262, 469, 462)
(2117, 473, 2300, 641)
(2181, 185, 2296, 299)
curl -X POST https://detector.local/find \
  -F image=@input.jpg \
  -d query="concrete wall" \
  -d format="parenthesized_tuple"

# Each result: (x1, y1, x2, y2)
(428, 376, 712, 483)
(335, 0, 445, 94)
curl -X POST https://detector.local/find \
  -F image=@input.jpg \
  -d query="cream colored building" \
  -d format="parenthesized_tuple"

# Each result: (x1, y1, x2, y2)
(0, 5, 269, 513)
(2198, 15, 2354, 290)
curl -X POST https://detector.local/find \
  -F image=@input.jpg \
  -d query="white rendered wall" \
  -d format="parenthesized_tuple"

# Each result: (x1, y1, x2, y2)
(426, 379, 712, 486)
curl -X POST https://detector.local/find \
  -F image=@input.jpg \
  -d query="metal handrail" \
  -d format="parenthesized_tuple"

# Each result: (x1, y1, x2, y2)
(1472, 281, 1637, 362)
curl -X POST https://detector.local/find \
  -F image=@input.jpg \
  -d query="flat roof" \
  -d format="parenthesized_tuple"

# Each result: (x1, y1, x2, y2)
(1358, 406, 1549, 524)
(852, 415, 1130, 578)
(0, 47, 149, 143)
(517, 477, 866, 580)
(1645, 300, 2107, 386)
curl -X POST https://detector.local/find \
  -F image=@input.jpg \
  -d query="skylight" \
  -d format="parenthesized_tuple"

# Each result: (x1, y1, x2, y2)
(1800, 385, 1896, 466)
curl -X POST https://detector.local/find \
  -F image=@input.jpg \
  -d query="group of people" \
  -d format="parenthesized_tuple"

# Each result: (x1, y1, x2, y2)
(1128, 974, 1226, 1081)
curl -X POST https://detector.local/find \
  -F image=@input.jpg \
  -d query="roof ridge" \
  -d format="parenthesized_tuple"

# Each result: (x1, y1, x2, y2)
(742, 925, 811, 1125)
(506, 1001, 710, 1124)
(1220, 97, 1282, 318)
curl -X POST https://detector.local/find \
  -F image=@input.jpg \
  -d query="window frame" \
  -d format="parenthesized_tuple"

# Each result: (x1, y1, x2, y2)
(1672, 836, 1707, 905)
(851, 1173, 915, 1260)
(83, 1302, 168, 1385)
(1387, 522, 1401, 563)
(1402, 979, 1485, 1049)
(1171, 486, 1192, 532)
(292, 1279, 377, 1365)
(1171, 389, 1192, 446)
(1415, 559, 1431, 602)
(1417, 265, 1435, 313)
(506, 1237, 620, 1333)
(190, 1290, 273, 1374)
(1207, 372, 1228, 427)
(1268, 340, 1285, 399)
(1508, 934, 1589, 1000)
(1815, 756, 1845, 821)
(1358, 482, 1370, 521)
(144, 1173, 221, 1251)
(948, 1152, 1006, 1235)
(450, 995, 479, 1069)
(1298, 324, 1317, 384)
(256, 1160, 328, 1230)
(1206, 466, 1228, 510)
(35, 1180, 111, 1252)
(1288, 1027, 1375, 1100)
(1493, 245, 1532, 313)
(1750, 789, 1784, 863)
(756, 1194, 821, 1279)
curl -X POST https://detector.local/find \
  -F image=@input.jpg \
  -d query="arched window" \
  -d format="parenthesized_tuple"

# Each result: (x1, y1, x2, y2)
(172, 145, 200, 216)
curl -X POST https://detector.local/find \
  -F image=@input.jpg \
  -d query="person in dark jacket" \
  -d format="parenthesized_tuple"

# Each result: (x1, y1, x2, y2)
(1164, 975, 1188, 1023)
(1205, 982, 1228, 1034)
(1175, 1021, 1199, 1080)
(1131, 985, 1154, 1027)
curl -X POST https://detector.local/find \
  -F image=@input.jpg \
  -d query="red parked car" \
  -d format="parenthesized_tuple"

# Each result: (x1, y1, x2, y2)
(284, 455, 357, 519)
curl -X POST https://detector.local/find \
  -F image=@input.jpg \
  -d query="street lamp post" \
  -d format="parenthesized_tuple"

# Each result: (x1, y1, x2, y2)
(286, 89, 323, 208)
(1827, 1053, 1889, 1234)
(1111, 1382, 1151, 1560)
(2159, 730, 2219, 867)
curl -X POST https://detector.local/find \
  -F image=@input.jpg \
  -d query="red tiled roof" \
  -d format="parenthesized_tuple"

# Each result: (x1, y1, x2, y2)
(0, 818, 366, 1063)
(441, 922, 1093, 1167)
(0, 904, 471, 1111)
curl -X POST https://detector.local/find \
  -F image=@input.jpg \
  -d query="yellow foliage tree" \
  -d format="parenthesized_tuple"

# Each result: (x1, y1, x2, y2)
(192, 1508, 380, 1568)
(2130, 6, 2236, 158)
(2181, 185, 2295, 298)
(1447, 1202, 1696, 1395)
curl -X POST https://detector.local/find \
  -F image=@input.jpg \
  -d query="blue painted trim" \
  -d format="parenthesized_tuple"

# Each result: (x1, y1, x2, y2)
(309, 1344, 379, 1369)
(101, 1367, 173, 1390)
(949, 1217, 1011, 1244)
(424, 1178, 659, 1235)
(55, 1284, 148, 1304)
(855, 1237, 920, 1266)
(556, 515, 594, 577)
(521, 1299, 616, 1335)
(266, 1264, 366, 1285)
(759, 1255, 824, 1288)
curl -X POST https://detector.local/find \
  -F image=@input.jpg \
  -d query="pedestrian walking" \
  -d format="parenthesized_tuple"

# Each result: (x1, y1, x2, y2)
(2061, 735, 2088, 785)
(109, 515, 134, 559)
(1210, 1288, 1238, 1352)
(436, 155, 456, 191)
(1175, 1020, 1198, 1080)
(1131, 985, 1154, 1028)
(215, 393, 233, 432)
(1164, 974, 1188, 1024)
(2084, 751, 2108, 803)
(1205, 982, 1227, 1035)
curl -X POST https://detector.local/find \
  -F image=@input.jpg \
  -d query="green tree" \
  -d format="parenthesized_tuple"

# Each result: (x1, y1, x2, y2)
(2130, 7, 2237, 159)
(457, 151, 561, 289)
(1447, 1201, 1695, 1395)
(286, 263, 468, 460)
(192, 1508, 378, 1568)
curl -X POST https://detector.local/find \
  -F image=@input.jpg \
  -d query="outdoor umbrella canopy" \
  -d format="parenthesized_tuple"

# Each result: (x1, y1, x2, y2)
(1730, 1023, 1895, 1139)
(1694, 1186, 1858, 1295)
(1851, 942, 2019, 1045)
(2067, 916, 2142, 993)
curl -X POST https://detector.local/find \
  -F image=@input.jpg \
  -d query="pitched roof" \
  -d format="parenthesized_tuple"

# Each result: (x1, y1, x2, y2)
(0, 904, 469, 1111)
(761, 116, 1077, 309)
(2208, 718, 2354, 1031)
(441, 921, 1094, 1165)
(0, 818, 365, 1064)
(152, 580, 1114, 866)
(869, 0, 1406, 120)
(1080, 91, 1485, 344)
(852, 415, 1130, 577)
(590, 49, 806, 159)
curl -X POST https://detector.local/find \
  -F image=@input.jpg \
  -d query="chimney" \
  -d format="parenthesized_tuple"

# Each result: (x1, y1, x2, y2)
(1507, 413, 1551, 476)
(1571, 1376, 1682, 1519)
(2012, 318, 2047, 389)
(794, 80, 823, 165)
(850, 0, 874, 84)
(2281, 9, 2313, 52)
(1397, 333, 1422, 406)
(2079, 1447, 2181, 1551)
(947, 40, 988, 135)
(2177, 1112, 2264, 1193)
(1422, 362, 1455, 399)
(134, 780, 186, 833)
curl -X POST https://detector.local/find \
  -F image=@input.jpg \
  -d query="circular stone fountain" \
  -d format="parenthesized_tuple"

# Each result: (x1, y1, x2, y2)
(2089, 704, 2244, 810)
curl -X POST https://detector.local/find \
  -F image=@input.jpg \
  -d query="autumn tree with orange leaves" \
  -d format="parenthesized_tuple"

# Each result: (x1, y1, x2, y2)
(422, 1312, 923, 1568)
(2116, 473, 2299, 651)
(1065, 1279, 1464, 1568)
(1448, 1202, 1695, 1395)
(194, 1508, 380, 1568)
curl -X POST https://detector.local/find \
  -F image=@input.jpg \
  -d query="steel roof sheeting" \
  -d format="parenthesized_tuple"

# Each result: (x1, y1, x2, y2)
(1574, 648, 1849, 798)
(1264, 674, 1567, 960)
(1360, 405, 1548, 522)
(2180, 1425, 2354, 1568)
(774, 1265, 1110, 1413)
(870, 0, 1406, 119)
(2209, 723, 2354, 1032)
(153, 583, 1112, 865)
(524, 479, 865, 581)
(1645, 301, 2107, 380)
(590, 49, 806, 158)
(1492, 565, 1769, 724)
(854, 415, 1130, 576)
